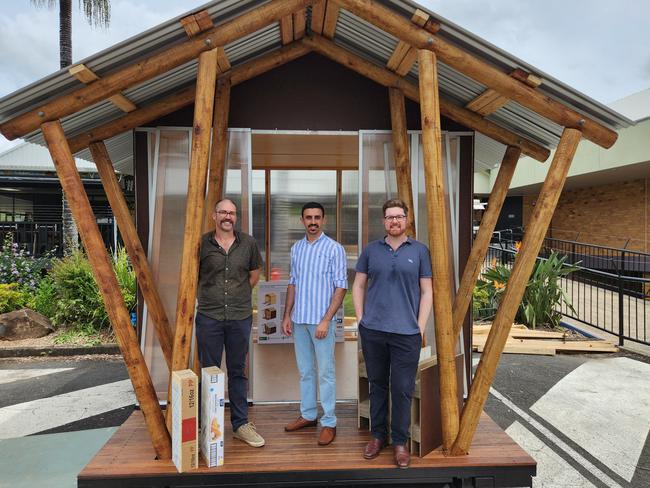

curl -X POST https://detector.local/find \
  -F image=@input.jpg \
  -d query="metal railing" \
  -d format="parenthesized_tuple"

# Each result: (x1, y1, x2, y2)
(0, 220, 116, 257)
(484, 230, 650, 347)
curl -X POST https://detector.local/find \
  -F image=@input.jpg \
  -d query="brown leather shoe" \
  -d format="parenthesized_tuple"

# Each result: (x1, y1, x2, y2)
(318, 427, 336, 446)
(284, 416, 317, 432)
(363, 437, 386, 459)
(394, 444, 410, 469)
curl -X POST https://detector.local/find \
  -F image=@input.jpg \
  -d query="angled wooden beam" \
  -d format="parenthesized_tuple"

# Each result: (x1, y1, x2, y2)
(322, 1, 340, 38)
(67, 42, 311, 154)
(167, 49, 220, 429)
(386, 9, 434, 76)
(68, 64, 137, 113)
(41, 120, 171, 459)
(180, 9, 214, 37)
(293, 8, 307, 40)
(333, 0, 617, 149)
(419, 49, 459, 451)
(451, 128, 582, 456)
(204, 77, 231, 233)
(89, 141, 174, 369)
(216, 47, 231, 73)
(303, 34, 550, 162)
(311, 0, 327, 34)
(0, 0, 312, 141)
(388, 87, 415, 237)
(280, 15, 294, 45)
(452, 146, 521, 343)
(466, 69, 542, 116)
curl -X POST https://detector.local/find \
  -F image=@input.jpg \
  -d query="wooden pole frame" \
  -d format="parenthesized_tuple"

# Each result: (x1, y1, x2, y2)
(388, 87, 416, 237)
(0, 0, 313, 141)
(452, 146, 521, 341)
(167, 49, 220, 426)
(41, 120, 171, 459)
(333, 0, 617, 149)
(451, 128, 582, 455)
(418, 49, 459, 451)
(203, 77, 232, 232)
(89, 141, 174, 368)
(302, 34, 550, 162)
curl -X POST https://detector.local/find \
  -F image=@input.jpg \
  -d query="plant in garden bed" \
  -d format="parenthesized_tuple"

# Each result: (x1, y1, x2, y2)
(0, 283, 30, 314)
(0, 234, 53, 291)
(478, 251, 579, 329)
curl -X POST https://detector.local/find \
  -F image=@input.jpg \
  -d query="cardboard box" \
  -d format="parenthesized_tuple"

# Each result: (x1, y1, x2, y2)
(201, 366, 225, 468)
(171, 369, 198, 472)
(263, 307, 276, 320)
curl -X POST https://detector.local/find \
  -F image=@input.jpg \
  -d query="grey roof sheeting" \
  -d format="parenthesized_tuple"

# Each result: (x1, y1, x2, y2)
(0, 0, 633, 170)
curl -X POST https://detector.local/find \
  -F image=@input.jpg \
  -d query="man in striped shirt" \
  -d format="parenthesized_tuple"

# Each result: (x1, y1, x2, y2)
(281, 201, 348, 446)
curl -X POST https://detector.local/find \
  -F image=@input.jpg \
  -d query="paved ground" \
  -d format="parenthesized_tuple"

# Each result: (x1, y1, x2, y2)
(0, 350, 649, 488)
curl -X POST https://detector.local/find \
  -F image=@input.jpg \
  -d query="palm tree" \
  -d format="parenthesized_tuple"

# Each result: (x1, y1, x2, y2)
(31, 0, 111, 254)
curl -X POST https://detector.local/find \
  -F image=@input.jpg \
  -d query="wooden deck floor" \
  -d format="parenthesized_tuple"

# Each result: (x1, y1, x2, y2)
(78, 403, 535, 487)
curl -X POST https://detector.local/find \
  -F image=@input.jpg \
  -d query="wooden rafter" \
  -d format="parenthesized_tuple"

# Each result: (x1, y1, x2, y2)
(386, 9, 434, 76)
(311, 0, 327, 34)
(68, 64, 137, 113)
(67, 42, 311, 154)
(89, 141, 174, 369)
(302, 34, 550, 161)
(180, 9, 214, 37)
(293, 8, 307, 40)
(419, 48, 460, 451)
(466, 69, 542, 116)
(166, 48, 220, 430)
(322, 1, 340, 38)
(41, 120, 171, 459)
(333, 0, 617, 149)
(452, 146, 521, 343)
(451, 128, 582, 456)
(280, 15, 294, 45)
(0, 0, 312, 141)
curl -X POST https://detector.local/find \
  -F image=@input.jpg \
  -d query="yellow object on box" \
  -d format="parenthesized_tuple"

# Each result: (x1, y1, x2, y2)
(201, 366, 225, 467)
(171, 369, 198, 473)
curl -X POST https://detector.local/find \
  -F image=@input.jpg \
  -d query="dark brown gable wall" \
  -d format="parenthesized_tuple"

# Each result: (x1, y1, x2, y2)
(150, 52, 465, 131)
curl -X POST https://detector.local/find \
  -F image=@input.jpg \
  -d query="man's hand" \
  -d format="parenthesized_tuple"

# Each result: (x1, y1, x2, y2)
(315, 319, 330, 339)
(282, 317, 293, 336)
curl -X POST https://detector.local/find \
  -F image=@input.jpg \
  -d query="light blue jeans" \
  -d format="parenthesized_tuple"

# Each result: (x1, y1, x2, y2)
(292, 321, 337, 428)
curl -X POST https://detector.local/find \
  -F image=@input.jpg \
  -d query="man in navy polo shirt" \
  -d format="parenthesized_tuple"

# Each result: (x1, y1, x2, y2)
(352, 198, 433, 468)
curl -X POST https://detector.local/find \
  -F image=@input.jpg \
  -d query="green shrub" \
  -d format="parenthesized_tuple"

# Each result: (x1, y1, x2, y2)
(472, 281, 493, 320)
(0, 234, 53, 291)
(0, 283, 30, 314)
(29, 278, 58, 319)
(479, 251, 578, 329)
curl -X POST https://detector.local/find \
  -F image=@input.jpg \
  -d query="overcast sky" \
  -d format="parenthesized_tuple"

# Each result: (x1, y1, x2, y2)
(1, 0, 649, 153)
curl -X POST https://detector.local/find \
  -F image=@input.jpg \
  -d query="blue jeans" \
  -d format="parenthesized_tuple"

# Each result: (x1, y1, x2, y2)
(195, 312, 252, 431)
(292, 321, 337, 428)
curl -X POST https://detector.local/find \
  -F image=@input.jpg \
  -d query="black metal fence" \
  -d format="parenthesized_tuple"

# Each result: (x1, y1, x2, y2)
(0, 220, 116, 257)
(484, 230, 650, 347)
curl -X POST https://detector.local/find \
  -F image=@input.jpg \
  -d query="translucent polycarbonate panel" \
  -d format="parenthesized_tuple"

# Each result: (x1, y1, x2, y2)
(360, 132, 397, 246)
(142, 129, 191, 397)
(223, 129, 251, 234)
(269, 170, 337, 281)
(251, 169, 266, 278)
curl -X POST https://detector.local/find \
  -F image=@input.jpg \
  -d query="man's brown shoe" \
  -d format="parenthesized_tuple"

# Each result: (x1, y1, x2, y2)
(318, 427, 336, 446)
(284, 416, 317, 432)
(363, 437, 386, 459)
(394, 444, 410, 469)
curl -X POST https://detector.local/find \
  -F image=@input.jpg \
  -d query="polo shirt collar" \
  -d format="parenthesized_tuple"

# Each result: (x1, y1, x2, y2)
(382, 235, 412, 250)
(209, 230, 241, 249)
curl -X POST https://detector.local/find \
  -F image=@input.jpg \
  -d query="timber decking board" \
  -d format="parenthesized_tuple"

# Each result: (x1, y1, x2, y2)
(79, 403, 534, 483)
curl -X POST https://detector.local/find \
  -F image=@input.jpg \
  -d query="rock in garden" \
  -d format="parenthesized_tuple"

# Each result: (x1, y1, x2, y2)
(0, 308, 54, 341)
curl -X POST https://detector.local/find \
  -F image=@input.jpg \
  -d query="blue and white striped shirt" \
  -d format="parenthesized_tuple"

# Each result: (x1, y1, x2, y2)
(289, 233, 348, 325)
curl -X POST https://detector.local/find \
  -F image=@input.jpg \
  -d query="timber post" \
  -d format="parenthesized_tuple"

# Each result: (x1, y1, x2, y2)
(418, 48, 460, 451)
(89, 141, 174, 369)
(451, 128, 582, 455)
(41, 121, 171, 460)
(452, 146, 521, 342)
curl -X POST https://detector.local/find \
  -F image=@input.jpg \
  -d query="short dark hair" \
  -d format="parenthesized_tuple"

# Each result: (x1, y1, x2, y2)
(301, 201, 325, 217)
(382, 198, 408, 216)
(215, 198, 237, 211)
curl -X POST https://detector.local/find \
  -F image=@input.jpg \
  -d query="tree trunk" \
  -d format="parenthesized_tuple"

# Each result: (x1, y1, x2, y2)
(59, 0, 72, 68)
(62, 189, 79, 255)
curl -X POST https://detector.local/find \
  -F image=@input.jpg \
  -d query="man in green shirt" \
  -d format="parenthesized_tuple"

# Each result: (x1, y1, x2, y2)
(196, 198, 264, 448)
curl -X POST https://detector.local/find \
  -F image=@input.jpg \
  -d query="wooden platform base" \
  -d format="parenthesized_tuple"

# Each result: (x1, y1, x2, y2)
(78, 403, 535, 488)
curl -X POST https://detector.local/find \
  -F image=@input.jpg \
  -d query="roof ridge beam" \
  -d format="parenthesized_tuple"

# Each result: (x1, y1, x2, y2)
(0, 0, 313, 141)
(334, 0, 617, 149)
(303, 34, 550, 161)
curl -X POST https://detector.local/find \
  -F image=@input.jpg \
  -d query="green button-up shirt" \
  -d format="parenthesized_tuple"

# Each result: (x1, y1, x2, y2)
(197, 230, 262, 321)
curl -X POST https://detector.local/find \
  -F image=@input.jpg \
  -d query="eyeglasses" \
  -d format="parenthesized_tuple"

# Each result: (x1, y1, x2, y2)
(384, 215, 407, 222)
(216, 210, 236, 217)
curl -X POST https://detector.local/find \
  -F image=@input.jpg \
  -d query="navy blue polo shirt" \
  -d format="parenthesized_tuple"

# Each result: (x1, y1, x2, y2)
(356, 237, 432, 335)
